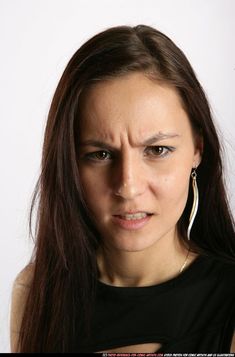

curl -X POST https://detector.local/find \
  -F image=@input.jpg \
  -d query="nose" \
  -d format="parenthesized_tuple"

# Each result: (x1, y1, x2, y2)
(114, 152, 146, 200)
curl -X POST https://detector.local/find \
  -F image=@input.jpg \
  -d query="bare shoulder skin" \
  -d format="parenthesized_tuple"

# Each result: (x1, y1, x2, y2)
(231, 332, 235, 352)
(10, 263, 35, 352)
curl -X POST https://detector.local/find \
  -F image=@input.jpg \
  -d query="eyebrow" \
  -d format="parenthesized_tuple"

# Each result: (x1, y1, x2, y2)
(142, 133, 180, 145)
(79, 133, 180, 150)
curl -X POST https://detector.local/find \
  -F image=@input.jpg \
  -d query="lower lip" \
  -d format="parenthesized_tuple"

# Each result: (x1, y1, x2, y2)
(112, 215, 152, 230)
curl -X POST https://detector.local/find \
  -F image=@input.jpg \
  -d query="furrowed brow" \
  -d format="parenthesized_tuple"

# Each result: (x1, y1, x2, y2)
(79, 133, 180, 149)
(79, 140, 115, 151)
(142, 133, 180, 146)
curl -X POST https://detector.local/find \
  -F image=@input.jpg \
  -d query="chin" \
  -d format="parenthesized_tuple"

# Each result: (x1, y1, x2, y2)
(108, 235, 159, 253)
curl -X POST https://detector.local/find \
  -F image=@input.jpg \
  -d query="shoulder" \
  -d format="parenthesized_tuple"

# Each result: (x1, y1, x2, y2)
(13, 263, 35, 288)
(210, 258, 235, 302)
(11, 263, 35, 303)
(10, 263, 35, 352)
(195, 255, 235, 296)
(202, 255, 235, 280)
(216, 258, 235, 285)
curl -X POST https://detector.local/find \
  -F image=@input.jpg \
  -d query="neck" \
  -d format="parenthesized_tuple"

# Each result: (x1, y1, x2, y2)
(97, 230, 195, 287)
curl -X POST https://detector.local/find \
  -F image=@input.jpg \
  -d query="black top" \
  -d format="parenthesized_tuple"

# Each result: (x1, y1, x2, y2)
(77, 254, 235, 353)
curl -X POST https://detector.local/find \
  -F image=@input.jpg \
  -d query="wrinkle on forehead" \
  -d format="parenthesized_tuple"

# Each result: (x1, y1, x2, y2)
(78, 72, 190, 146)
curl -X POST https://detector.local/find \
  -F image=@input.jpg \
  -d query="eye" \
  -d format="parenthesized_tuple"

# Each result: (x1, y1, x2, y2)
(85, 150, 112, 161)
(144, 146, 174, 158)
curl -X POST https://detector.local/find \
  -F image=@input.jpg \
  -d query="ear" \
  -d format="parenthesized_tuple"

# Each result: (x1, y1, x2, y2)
(193, 134, 203, 168)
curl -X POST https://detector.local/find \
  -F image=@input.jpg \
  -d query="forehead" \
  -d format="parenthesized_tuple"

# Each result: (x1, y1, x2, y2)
(78, 72, 190, 140)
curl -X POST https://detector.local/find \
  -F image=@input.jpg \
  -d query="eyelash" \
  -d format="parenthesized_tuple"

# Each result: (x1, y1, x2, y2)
(144, 146, 174, 158)
(84, 146, 175, 162)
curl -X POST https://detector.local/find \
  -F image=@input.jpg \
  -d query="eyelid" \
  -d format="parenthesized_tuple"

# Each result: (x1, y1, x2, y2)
(82, 145, 175, 162)
(144, 145, 175, 157)
(83, 149, 112, 161)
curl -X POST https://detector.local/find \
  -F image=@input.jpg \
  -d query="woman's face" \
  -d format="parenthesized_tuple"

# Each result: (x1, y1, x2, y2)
(78, 72, 201, 252)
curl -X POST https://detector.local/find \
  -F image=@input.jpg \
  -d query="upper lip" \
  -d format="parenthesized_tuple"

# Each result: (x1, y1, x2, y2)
(113, 211, 153, 216)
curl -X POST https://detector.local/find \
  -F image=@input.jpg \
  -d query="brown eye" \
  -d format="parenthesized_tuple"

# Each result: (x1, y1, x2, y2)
(152, 147, 164, 155)
(86, 150, 112, 161)
(94, 151, 110, 160)
(144, 146, 174, 158)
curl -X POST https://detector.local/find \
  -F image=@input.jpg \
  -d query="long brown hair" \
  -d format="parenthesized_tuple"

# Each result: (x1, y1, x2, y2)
(19, 25, 235, 352)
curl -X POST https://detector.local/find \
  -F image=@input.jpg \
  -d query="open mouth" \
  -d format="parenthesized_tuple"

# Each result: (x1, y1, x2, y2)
(115, 212, 153, 220)
(112, 212, 153, 230)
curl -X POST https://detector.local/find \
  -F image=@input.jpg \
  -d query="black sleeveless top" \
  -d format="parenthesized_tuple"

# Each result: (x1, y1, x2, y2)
(77, 255, 235, 353)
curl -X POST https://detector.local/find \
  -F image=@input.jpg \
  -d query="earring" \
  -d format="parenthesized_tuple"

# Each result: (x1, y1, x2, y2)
(187, 168, 199, 240)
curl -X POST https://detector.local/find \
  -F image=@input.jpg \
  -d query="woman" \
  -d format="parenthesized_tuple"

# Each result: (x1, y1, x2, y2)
(10, 24, 235, 353)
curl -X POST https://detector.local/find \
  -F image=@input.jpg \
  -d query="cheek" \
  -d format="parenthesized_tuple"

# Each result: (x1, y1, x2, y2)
(151, 170, 190, 212)
(79, 168, 110, 211)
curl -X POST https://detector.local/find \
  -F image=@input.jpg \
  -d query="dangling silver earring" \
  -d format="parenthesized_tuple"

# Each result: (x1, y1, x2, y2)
(187, 168, 199, 240)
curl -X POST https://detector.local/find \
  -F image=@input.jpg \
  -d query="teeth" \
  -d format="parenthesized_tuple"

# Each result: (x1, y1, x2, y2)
(120, 212, 148, 220)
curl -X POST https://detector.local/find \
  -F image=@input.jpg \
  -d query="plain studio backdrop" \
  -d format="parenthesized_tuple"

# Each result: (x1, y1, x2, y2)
(0, 0, 234, 352)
